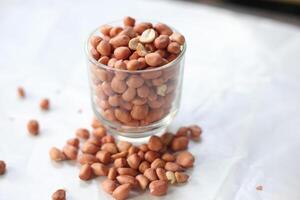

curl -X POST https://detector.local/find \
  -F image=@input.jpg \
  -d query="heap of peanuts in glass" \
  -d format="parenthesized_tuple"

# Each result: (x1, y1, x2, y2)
(88, 16, 185, 126)
(50, 118, 202, 200)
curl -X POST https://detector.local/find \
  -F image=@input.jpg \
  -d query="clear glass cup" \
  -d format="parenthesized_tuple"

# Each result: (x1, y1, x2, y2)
(85, 20, 186, 139)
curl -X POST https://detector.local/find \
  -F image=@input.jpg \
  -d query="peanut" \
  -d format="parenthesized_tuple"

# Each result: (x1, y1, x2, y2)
(189, 125, 202, 141)
(27, 120, 39, 135)
(127, 153, 141, 169)
(123, 16, 135, 27)
(171, 136, 189, 151)
(17, 86, 25, 98)
(170, 32, 185, 45)
(97, 40, 111, 56)
(117, 168, 138, 176)
(126, 59, 140, 71)
(144, 151, 160, 163)
(0, 160, 6, 175)
(108, 167, 118, 180)
(144, 168, 158, 181)
(167, 42, 181, 54)
(100, 24, 113, 36)
(117, 175, 138, 187)
(175, 172, 189, 183)
(102, 179, 117, 194)
(166, 171, 176, 184)
(114, 47, 131, 60)
(111, 77, 127, 94)
(139, 28, 156, 43)
(90, 35, 102, 48)
(114, 158, 127, 168)
(164, 162, 183, 172)
(82, 142, 99, 154)
(138, 161, 150, 173)
(101, 135, 115, 144)
(98, 56, 110, 65)
(92, 126, 106, 138)
(40, 98, 50, 110)
(96, 150, 111, 164)
(114, 108, 132, 123)
(130, 104, 149, 120)
(176, 151, 194, 168)
(111, 151, 128, 160)
(78, 153, 98, 165)
(145, 53, 163, 67)
(117, 141, 132, 152)
(109, 26, 123, 37)
(154, 23, 173, 36)
(136, 43, 148, 56)
(176, 127, 189, 137)
(49, 147, 66, 161)
(122, 87, 136, 101)
(151, 158, 165, 169)
(148, 135, 163, 152)
(67, 138, 80, 148)
(136, 174, 149, 190)
(90, 48, 100, 60)
(126, 75, 144, 88)
(52, 189, 66, 200)
(114, 60, 127, 70)
(76, 128, 90, 140)
(101, 143, 118, 154)
(91, 117, 102, 129)
(63, 145, 78, 160)
(134, 22, 152, 35)
(156, 168, 168, 181)
(120, 27, 136, 38)
(112, 183, 131, 200)
(79, 164, 93, 181)
(154, 35, 170, 49)
(91, 163, 108, 176)
(128, 37, 140, 50)
(161, 153, 175, 162)
(149, 180, 168, 196)
(110, 34, 130, 48)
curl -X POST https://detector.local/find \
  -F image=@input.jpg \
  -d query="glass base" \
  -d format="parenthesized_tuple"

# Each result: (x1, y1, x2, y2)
(93, 105, 177, 142)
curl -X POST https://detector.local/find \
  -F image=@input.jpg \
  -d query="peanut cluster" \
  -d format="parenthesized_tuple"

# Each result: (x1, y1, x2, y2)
(88, 16, 185, 126)
(50, 118, 202, 200)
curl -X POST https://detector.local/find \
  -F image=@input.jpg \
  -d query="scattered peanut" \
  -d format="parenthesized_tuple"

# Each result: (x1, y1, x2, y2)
(52, 189, 66, 200)
(0, 160, 6, 175)
(176, 151, 195, 168)
(76, 128, 90, 140)
(79, 164, 93, 181)
(149, 180, 168, 196)
(27, 119, 39, 136)
(49, 147, 66, 161)
(102, 179, 117, 194)
(175, 172, 189, 183)
(112, 183, 131, 200)
(40, 98, 50, 110)
(17, 87, 25, 98)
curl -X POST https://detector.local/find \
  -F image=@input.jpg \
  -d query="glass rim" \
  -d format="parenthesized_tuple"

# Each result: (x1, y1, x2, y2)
(85, 19, 187, 73)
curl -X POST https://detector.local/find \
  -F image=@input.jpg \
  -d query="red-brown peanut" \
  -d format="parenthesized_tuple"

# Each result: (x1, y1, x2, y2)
(149, 180, 168, 196)
(102, 179, 117, 194)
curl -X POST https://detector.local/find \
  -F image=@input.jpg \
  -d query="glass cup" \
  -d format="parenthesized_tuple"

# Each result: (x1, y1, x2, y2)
(85, 20, 186, 139)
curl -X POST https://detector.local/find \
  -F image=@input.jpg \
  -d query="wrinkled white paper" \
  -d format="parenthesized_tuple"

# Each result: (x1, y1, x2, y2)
(0, 0, 300, 199)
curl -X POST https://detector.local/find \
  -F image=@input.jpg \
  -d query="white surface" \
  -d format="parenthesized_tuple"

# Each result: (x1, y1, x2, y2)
(0, 0, 300, 199)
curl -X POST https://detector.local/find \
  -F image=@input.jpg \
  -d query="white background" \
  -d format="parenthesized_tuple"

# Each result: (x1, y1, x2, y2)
(0, 0, 300, 199)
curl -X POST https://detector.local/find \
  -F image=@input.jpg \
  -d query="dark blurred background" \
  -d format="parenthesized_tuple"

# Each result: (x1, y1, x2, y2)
(181, 0, 300, 25)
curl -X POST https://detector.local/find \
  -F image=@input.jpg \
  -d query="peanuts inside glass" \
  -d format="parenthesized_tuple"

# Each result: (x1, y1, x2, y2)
(86, 17, 186, 138)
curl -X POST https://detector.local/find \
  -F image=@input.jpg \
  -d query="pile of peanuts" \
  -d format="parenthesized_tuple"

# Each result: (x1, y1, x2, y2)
(89, 16, 185, 126)
(50, 118, 202, 200)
